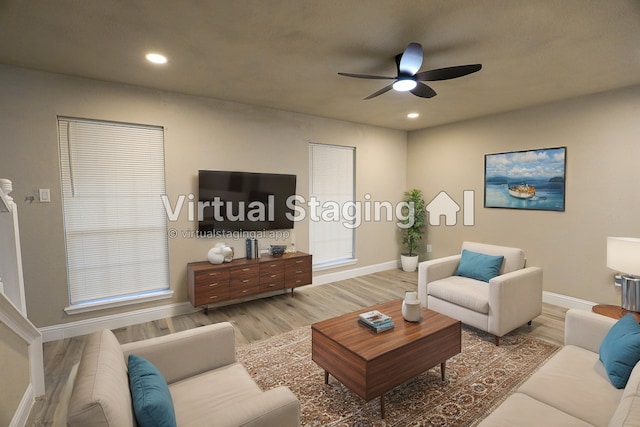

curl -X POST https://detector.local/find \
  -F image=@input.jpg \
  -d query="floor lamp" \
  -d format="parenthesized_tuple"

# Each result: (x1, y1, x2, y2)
(607, 237, 640, 312)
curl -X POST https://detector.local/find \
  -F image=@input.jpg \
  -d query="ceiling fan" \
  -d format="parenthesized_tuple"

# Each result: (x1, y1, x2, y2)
(338, 42, 482, 100)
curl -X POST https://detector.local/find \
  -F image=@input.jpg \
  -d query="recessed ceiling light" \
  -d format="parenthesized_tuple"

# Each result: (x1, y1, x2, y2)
(407, 112, 420, 119)
(145, 53, 168, 64)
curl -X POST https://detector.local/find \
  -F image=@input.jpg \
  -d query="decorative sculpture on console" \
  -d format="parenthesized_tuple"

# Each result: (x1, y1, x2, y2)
(207, 242, 234, 265)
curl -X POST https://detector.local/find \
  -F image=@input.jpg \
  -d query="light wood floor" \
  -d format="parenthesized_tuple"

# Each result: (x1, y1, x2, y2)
(26, 268, 567, 426)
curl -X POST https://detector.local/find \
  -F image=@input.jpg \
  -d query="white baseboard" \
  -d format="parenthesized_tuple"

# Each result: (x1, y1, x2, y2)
(311, 260, 400, 286)
(10, 384, 34, 427)
(39, 302, 198, 342)
(38, 265, 596, 342)
(39, 261, 398, 342)
(542, 291, 596, 311)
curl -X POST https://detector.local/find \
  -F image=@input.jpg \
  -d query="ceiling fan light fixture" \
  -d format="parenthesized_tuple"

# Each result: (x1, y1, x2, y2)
(339, 42, 481, 100)
(392, 78, 417, 92)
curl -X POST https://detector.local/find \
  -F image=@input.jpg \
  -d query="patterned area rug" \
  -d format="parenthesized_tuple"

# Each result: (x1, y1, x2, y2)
(237, 324, 559, 427)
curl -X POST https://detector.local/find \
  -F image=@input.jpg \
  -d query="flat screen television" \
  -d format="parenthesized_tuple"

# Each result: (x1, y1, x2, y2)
(198, 170, 297, 233)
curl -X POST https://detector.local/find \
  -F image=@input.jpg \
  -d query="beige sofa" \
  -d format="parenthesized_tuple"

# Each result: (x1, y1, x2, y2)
(67, 322, 300, 427)
(418, 241, 542, 345)
(479, 309, 640, 426)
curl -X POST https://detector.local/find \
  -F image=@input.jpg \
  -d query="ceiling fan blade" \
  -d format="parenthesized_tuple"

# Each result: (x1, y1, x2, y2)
(363, 83, 394, 100)
(398, 42, 423, 75)
(338, 72, 395, 80)
(410, 82, 437, 98)
(416, 64, 482, 81)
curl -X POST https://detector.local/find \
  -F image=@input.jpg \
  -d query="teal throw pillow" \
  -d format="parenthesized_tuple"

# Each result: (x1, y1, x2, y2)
(128, 354, 177, 427)
(456, 249, 504, 282)
(599, 313, 640, 389)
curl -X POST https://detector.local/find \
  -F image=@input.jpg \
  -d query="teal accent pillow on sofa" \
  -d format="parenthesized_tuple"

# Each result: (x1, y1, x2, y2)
(456, 249, 504, 282)
(599, 313, 640, 389)
(128, 354, 177, 427)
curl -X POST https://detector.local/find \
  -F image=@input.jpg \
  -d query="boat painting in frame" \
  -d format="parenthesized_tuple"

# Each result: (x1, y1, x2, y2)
(484, 146, 566, 211)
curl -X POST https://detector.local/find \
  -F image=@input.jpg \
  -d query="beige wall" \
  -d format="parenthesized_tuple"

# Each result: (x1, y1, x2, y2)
(3, 60, 638, 328)
(0, 321, 30, 425)
(0, 65, 407, 328)
(407, 85, 640, 305)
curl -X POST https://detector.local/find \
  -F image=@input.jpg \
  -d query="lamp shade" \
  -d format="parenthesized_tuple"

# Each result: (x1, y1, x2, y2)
(607, 237, 640, 276)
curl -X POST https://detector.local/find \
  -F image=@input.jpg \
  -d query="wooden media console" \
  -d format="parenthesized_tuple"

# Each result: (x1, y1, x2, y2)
(187, 252, 312, 309)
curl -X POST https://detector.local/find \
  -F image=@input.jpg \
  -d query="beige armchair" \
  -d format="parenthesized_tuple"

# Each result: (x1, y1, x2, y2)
(67, 322, 300, 427)
(418, 241, 542, 345)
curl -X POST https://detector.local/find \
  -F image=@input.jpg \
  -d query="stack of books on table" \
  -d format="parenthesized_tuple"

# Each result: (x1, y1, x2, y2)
(358, 310, 395, 333)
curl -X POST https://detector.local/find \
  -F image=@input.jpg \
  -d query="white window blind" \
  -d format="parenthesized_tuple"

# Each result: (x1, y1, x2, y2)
(58, 117, 170, 309)
(309, 143, 355, 267)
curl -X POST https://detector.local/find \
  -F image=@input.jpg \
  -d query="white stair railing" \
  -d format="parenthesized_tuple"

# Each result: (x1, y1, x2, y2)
(0, 179, 26, 315)
(0, 179, 44, 427)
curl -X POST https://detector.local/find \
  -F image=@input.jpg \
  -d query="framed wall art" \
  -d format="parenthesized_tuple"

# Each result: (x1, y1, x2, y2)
(484, 146, 566, 211)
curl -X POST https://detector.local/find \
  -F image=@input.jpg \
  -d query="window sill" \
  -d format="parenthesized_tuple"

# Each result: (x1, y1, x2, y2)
(64, 289, 174, 315)
(313, 258, 358, 272)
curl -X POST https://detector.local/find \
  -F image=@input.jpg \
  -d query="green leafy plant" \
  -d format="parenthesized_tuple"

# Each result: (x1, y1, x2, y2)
(399, 189, 426, 257)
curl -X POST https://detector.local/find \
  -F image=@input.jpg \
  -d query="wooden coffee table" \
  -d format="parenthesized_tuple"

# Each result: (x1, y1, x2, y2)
(592, 304, 640, 322)
(311, 299, 461, 418)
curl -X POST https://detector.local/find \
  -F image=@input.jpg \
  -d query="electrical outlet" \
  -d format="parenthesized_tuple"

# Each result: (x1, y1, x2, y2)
(426, 244, 432, 253)
(38, 188, 51, 203)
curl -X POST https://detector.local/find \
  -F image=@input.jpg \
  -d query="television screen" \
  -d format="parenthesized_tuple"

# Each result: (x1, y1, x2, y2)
(198, 170, 297, 233)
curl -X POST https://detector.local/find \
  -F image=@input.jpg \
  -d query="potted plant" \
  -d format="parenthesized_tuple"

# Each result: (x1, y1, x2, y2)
(398, 188, 426, 272)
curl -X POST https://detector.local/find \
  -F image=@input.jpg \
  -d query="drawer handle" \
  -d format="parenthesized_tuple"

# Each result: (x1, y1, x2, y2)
(268, 283, 276, 287)
(296, 270, 303, 274)
(242, 290, 249, 293)
(295, 260, 304, 264)
(270, 264, 277, 267)
(270, 274, 277, 278)
(242, 279, 250, 283)
(208, 283, 219, 287)
(209, 296, 218, 300)
(295, 279, 302, 283)
(208, 272, 219, 276)
(242, 268, 251, 272)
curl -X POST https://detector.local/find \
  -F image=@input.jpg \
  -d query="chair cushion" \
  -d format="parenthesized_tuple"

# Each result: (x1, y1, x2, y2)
(128, 354, 177, 427)
(428, 276, 490, 314)
(456, 249, 504, 282)
(169, 363, 262, 426)
(67, 329, 136, 427)
(462, 242, 525, 274)
(599, 313, 640, 388)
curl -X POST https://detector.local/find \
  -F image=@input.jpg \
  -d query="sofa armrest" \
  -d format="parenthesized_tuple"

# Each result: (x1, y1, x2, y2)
(488, 267, 543, 337)
(564, 308, 616, 352)
(418, 255, 461, 306)
(217, 386, 300, 427)
(121, 322, 236, 384)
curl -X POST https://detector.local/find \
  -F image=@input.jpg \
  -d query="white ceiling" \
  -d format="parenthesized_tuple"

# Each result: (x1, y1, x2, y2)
(1, 0, 639, 131)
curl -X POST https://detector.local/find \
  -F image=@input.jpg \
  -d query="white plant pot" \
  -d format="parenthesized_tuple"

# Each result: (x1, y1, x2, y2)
(400, 254, 418, 272)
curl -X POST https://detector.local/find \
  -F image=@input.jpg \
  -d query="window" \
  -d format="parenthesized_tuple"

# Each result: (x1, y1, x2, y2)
(309, 143, 355, 268)
(58, 117, 171, 313)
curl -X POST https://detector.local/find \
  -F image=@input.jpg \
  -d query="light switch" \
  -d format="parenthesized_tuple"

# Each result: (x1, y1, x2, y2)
(39, 188, 51, 203)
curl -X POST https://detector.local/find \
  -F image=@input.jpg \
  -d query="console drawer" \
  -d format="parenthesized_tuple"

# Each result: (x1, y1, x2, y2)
(229, 282, 260, 299)
(193, 286, 230, 306)
(195, 269, 230, 286)
(285, 255, 312, 288)
(260, 260, 285, 291)
(229, 264, 260, 298)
